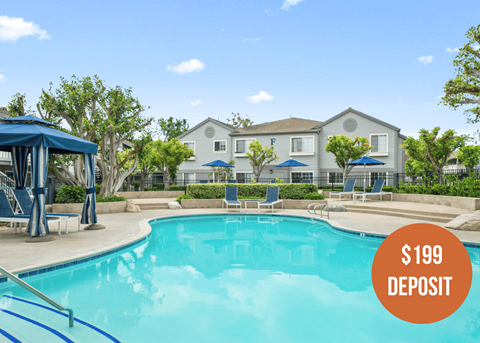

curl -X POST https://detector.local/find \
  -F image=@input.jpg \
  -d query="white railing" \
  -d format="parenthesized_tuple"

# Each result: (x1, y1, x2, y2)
(0, 151, 10, 160)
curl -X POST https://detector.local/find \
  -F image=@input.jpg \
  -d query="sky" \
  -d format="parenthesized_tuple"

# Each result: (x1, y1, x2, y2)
(0, 0, 479, 137)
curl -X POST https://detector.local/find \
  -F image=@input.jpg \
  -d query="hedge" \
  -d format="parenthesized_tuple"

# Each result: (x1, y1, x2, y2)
(55, 185, 86, 204)
(167, 185, 185, 191)
(186, 183, 318, 199)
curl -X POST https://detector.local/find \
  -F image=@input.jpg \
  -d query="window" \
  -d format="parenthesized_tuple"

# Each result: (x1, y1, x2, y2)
(183, 141, 195, 160)
(291, 136, 314, 154)
(184, 173, 195, 184)
(214, 140, 227, 153)
(235, 138, 255, 154)
(236, 172, 254, 183)
(328, 172, 343, 184)
(292, 172, 313, 183)
(370, 172, 387, 187)
(370, 134, 387, 153)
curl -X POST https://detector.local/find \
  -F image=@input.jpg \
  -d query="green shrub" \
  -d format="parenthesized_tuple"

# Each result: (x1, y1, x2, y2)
(303, 193, 325, 200)
(144, 187, 155, 191)
(167, 185, 185, 191)
(55, 185, 86, 204)
(95, 184, 100, 194)
(186, 183, 318, 199)
(176, 194, 193, 204)
(153, 183, 165, 191)
(96, 195, 126, 202)
(132, 181, 140, 190)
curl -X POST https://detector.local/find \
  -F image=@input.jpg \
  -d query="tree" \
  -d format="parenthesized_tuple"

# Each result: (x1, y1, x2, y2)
(118, 138, 157, 191)
(405, 155, 431, 186)
(158, 117, 189, 141)
(208, 159, 235, 182)
(441, 24, 480, 123)
(325, 135, 372, 183)
(246, 141, 278, 182)
(401, 128, 469, 185)
(457, 145, 480, 172)
(227, 113, 254, 128)
(151, 139, 194, 189)
(8, 75, 154, 197)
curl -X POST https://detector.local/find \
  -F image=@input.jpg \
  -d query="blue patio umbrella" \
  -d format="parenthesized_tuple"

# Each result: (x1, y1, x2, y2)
(347, 155, 385, 192)
(275, 158, 308, 183)
(0, 115, 98, 239)
(202, 159, 234, 182)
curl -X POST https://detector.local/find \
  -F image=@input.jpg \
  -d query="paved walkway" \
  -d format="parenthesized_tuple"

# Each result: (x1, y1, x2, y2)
(1, 203, 479, 273)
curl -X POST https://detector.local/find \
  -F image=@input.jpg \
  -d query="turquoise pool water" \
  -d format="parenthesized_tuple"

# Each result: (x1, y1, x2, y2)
(2, 214, 480, 342)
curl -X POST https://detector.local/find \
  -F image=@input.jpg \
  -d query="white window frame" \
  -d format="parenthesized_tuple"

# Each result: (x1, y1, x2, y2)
(290, 170, 314, 184)
(327, 172, 344, 186)
(213, 140, 227, 153)
(183, 172, 196, 183)
(369, 171, 389, 187)
(234, 138, 256, 157)
(290, 136, 315, 156)
(369, 133, 389, 157)
(235, 171, 255, 183)
(182, 141, 196, 160)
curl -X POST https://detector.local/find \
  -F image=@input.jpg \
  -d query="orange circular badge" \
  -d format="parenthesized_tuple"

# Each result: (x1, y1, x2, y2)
(372, 223, 472, 324)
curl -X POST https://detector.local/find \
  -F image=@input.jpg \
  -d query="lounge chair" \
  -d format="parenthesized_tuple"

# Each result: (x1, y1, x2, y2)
(353, 180, 393, 202)
(13, 189, 81, 234)
(329, 180, 357, 201)
(0, 190, 61, 234)
(223, 186, 241, 212)
(258, 187, 283, 213)
(301, 180, 312, 183)
(199, 180, 209, 184)
(270, 180, 276, 183)
(228, 180, 237, 183)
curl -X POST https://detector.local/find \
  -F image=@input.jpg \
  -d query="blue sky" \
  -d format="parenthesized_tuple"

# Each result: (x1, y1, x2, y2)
(1, 0, 479, 137)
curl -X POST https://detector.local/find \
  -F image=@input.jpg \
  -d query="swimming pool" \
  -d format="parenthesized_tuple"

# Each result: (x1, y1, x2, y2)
(2, 214, 480, 342)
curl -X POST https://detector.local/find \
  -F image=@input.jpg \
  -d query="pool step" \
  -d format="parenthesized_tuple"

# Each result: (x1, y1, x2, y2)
(137, 203, 169, 210)
(0, 325, 28, 343)
(343, 205, 461, 223)
(0, 295, 124, 343)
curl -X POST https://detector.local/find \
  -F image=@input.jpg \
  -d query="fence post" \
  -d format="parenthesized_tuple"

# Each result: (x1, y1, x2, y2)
(393, 173, 399, 189)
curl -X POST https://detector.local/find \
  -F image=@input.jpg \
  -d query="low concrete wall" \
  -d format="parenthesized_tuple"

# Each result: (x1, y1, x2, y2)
(116, 191, 184, 199)
(323, 191, 480, 212)
(51, 201, 127, 214)
(181, 199, 327, 209)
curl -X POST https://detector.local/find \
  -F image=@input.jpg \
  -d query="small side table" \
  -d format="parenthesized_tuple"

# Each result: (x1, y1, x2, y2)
(244, 199, 260, 211)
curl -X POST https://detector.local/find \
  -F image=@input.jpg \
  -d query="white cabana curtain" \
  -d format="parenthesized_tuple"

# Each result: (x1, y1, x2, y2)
(81, 153, 98, 224)
(11, 146, 31, 212)
(27, 142, 49, 236)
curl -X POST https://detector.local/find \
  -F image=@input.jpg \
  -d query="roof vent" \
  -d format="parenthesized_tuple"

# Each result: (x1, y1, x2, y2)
(204, 126, 216, 138)
(343, 118, 357, 133)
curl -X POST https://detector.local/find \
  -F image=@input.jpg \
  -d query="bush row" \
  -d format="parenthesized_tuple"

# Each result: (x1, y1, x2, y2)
(55, 186, 126, 203)
(186, 183, 318, 200)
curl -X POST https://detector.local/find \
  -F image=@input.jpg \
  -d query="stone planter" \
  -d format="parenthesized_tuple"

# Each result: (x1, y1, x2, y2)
(116, 191, 184, 199)
(181, 199, 327, 209)
(51, 201, 127, 214)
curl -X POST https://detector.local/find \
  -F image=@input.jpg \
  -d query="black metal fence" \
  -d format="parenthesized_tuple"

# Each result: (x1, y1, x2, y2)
(121, 168, 480, 192)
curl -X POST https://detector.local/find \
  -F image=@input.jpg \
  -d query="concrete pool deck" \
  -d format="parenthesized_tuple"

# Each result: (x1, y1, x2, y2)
(1, 202, 479, 274)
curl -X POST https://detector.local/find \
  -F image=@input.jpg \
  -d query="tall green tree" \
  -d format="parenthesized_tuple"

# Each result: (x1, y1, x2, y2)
(457, 145, 480, 172)
(227, 113, 254, 128)
(246, 141, 278, 182)
(325, 135, 372, 183)
(158, 117, 189, 141)
(402, 128, 469, 185)
(441, 24, 480, 123)
(8, 75, 154, 197)
(151, 139, 194, 189)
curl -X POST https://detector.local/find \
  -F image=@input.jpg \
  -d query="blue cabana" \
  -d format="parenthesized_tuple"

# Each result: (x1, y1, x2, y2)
(202, 159, 234, 182)
(347, 155, 385, 192)
(0, 115, 98, 239)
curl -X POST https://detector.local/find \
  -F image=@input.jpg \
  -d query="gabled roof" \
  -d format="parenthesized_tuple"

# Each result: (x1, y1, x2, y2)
(231, 117, 322, 135)
(313, 107, 401, 132)
(177, 117, 238, 139)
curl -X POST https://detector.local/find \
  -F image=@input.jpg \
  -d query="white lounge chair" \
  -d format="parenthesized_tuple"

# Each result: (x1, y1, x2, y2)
(223, 186, 242, 212)
(353, 180, 393, 202)
(330, 180, 357, 201)
(258, 187, 283, 213)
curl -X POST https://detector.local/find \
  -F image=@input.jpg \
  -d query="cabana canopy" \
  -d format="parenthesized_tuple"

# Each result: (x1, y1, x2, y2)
(0, 116, 98, 238)
(0, 115, 97, 154)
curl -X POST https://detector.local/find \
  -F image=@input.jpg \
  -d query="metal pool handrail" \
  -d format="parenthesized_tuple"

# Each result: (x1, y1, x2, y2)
(0, 265, 74, 327)
(307, 203, 329, 219)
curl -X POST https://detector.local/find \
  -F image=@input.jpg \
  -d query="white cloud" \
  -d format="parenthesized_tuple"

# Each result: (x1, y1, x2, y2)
(446, 47, 459, 53)
(282, 0, 303, 10)
(167, 59, 205, 74)
(418, 55, 434, 65)
(0, 16, 51, 42)
(243, 38, 250, 42)
(243, 38, 260, 42)
(0, 74, 5, 83)
(473, 44, 480, 51)
(253, 38, 260, 42)
(189, 99, 202, 106)
(246, 91, 274, 104)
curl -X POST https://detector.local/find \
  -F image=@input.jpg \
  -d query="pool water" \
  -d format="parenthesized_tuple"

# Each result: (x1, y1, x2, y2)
(2, 214, 480, 342)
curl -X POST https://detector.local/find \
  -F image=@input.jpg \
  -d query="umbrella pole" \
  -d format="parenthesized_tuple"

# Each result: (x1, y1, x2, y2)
(364, 164, 366, 192)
